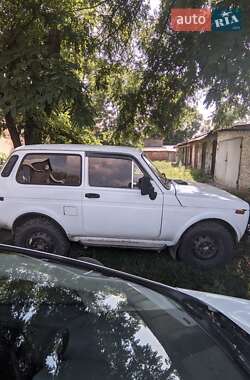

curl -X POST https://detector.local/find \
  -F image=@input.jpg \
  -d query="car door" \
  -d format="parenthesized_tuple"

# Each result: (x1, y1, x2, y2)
(82, 153, 163, 240)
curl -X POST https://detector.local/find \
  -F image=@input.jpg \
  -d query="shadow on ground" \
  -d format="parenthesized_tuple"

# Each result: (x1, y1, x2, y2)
(1, 229, 249, 299)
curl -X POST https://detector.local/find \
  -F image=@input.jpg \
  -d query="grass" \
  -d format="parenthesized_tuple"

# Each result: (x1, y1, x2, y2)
(70, 243, 250, 299)
(154, 161, 211, 183)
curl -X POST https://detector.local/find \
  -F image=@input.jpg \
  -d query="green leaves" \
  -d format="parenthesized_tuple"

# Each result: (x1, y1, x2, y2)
(0, 0, 147, 145)
(2, 0, 247, 146)
(152, 0, 250, 128)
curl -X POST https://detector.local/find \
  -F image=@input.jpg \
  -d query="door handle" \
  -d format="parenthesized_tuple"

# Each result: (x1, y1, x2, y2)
(85, 193, 100, 199)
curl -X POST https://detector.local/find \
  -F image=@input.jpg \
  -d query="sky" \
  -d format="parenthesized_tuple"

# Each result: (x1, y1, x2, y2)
(149, 0, 160, 12)
(149, 0, 214, 120)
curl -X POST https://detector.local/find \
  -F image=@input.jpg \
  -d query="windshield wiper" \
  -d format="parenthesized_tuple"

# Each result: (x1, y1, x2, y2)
(182, 297, 250, 376)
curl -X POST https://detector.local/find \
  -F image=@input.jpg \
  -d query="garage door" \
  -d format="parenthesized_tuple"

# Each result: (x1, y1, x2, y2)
(214, 138, 242, 188)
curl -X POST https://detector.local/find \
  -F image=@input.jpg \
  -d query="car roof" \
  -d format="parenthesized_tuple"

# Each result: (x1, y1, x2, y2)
(14, 144, 142, 156)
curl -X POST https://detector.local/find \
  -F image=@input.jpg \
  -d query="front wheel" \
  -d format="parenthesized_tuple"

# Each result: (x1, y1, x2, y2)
(14, 217, 70, 255)
(178, 222, 235, 269)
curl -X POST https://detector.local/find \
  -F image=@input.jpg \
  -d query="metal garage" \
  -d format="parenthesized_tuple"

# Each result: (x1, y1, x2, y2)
(214, 137, 242, 188)
(214, 124, 250, 190)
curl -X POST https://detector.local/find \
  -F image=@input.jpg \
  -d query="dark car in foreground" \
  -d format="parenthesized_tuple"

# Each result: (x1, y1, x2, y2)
(0, 244, 250, 380)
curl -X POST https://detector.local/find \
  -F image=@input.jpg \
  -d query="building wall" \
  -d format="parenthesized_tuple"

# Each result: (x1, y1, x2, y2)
(144, 150, 176, 162)
(177, 147, 185, 164)
(144, 138, 164, 147)
(196, 143, 203, 170)
(204, 136, 217, 175)
(240, 133, 250, 190)
(177, 144, 198, 167)
(215, 130, 250, 190)
(177, 137, 216, 175)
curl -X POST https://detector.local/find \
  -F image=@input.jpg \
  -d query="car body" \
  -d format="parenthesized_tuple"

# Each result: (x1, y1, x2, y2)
(0, 244, 249, 380)
(0, 144, 249, 268)
(177, 288, 250, 334)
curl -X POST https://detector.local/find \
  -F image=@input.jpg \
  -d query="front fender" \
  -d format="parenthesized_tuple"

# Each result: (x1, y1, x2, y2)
(163, 208, 247, 246)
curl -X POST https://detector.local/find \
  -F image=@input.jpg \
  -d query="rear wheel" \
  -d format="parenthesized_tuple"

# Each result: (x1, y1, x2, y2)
(178, 221, 235, 269)
(14, 217, 70, 255)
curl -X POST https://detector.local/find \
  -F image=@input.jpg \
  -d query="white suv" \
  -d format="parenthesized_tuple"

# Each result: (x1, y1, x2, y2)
(0, 144, 249, 268)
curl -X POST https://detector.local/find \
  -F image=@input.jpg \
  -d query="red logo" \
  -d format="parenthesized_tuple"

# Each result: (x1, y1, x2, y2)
(170, 8, 211, 32)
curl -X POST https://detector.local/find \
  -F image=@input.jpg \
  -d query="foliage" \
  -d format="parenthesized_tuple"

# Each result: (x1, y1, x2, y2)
(42, 110, 100, 144)
(0, 0, 146, 145)
(98, 0, 250, 137)
(147, 0, 250, 128)
(154, 161, 210, 183)
(0, 153, 7, 166)
(1, 0, 250, 147)
(165, 107, 203, 144)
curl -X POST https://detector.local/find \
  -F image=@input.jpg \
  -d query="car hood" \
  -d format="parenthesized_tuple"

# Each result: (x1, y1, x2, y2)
(177, 287, 250, 334)
(173, 180, 249, 210)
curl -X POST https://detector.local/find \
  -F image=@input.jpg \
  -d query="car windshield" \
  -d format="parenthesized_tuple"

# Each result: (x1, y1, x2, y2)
(0, 251, 248, 380)
(142, 154, 171, 188)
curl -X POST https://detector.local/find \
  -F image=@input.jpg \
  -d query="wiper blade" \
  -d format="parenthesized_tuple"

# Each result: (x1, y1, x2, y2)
(183, 297, 250, 376)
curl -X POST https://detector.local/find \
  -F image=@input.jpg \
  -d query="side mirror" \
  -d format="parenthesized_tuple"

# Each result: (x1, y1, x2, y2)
(138, 176, 157, 200)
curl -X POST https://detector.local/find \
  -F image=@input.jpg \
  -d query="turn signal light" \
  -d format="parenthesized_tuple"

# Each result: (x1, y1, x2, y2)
(235, 209, 247, 215)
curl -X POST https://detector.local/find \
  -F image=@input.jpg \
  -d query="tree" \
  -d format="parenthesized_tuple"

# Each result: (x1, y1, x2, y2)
(2, 1, 248, 148)
(94, 1, 204, 144)
(166, 107, 203, 144)
(0, 0, 146, 146)
(141, 0, 250, 130)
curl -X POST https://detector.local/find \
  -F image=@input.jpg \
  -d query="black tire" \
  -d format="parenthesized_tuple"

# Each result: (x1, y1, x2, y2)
(178, 221, 235, 269)
(14, 217, 70, 255)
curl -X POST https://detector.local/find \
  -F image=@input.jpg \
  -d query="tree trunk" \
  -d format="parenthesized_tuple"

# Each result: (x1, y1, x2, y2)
(5, 112, 22, 148)
(24, 116, 42, 144)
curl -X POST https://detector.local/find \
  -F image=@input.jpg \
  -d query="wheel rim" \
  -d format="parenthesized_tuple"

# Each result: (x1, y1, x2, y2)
(26, 232, 54, 252)
(192, 234, 218, 260)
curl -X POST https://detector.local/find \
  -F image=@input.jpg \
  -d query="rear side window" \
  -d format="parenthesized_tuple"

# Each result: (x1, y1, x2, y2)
(16, 154, 82, 186)
(1, 155, 18, 177)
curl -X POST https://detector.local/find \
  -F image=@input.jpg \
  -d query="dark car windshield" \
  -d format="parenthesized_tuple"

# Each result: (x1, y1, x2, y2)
(0, 251, 248, 380)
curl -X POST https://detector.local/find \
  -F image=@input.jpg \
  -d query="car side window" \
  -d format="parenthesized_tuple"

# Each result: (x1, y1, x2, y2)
(1, 155, 18, 177)
(88, 156, 144, 189)
(16, 154, 82, 186)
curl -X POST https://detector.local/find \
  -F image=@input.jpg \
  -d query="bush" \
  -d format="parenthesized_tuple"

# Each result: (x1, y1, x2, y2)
(154, 161, 210, 183)
(0, 153, 7, 166)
